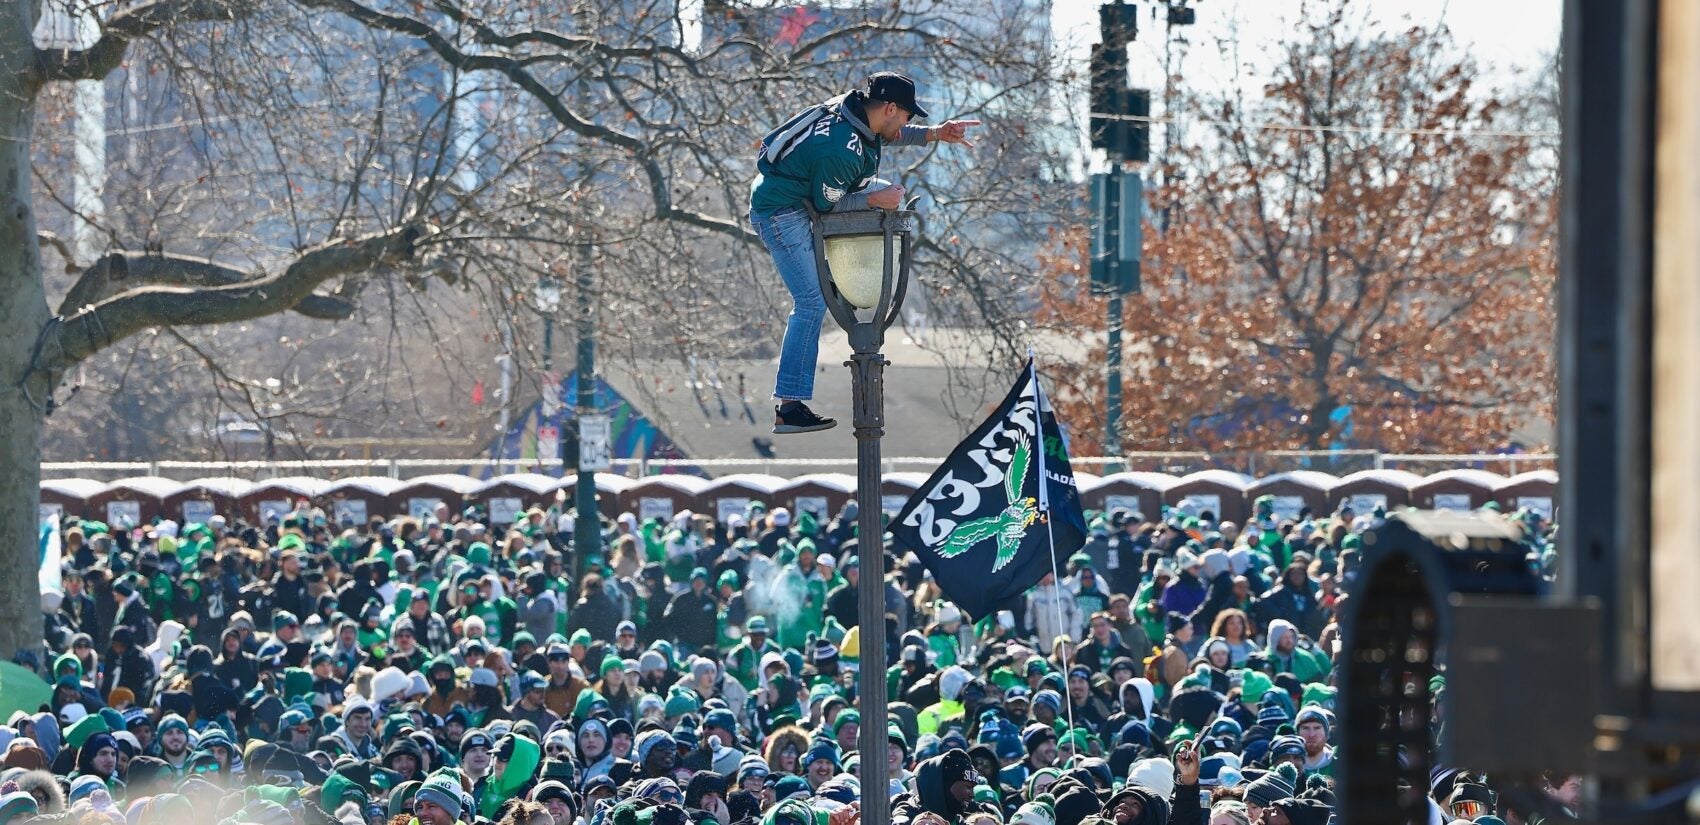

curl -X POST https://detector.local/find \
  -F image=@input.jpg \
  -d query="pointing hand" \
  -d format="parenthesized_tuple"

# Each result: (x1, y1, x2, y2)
(935, 119, 982, 147)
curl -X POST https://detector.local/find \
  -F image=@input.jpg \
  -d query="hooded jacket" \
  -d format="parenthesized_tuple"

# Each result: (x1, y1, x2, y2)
(477, 734, 540, 820)
(1263, 620, 1329, 684)
(1103, 786, 1172, 825)
(761, 726, 809, 773)
(750, 91, 930, 217)
(99, 637, 156, 707)
(893, 750, 997, 825)
(74, 732, 118, 782)
(1253, 564, 1324, 638)
(213, 629, 258, 693)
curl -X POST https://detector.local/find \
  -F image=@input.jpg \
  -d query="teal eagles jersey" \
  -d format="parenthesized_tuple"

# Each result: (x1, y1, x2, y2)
(750, 93, 884, 217)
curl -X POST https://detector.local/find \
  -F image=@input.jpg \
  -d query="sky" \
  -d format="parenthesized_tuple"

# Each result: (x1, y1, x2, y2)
(1052, 0, 1562, 86)
(1046, 0, 1561, 171)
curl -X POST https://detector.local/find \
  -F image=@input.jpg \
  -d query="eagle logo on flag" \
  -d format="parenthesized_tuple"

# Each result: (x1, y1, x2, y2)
(934, 432, 1039, 573)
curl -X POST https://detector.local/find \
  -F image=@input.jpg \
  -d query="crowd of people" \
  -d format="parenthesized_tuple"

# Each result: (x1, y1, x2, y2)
(4, 489, 1572, 825)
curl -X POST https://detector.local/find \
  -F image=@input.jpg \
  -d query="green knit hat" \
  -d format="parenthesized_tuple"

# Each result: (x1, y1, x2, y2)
(831, 709, 861, 737)
(1302, 683, 1338, 710)
(1057, 727, 1092, 753)
(663, 690, 700, 719)
(387, 781, 421, 819)
(573, 689, 608, 721)
(1238, 669, 1274, 706)
(64, 713, 109, 749)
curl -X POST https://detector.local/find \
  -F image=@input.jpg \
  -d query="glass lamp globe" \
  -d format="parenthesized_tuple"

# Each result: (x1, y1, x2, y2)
(824, 234, 889, 309)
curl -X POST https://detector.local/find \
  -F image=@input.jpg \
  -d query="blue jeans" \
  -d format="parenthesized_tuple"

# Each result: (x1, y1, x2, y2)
(751, 207, 825, 401)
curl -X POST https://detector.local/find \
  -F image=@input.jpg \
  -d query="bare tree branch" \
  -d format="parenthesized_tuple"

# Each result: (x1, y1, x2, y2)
(32, 0, 256, 83)
(295, 0, 757, 242)
(292, 293, 358, 319)
(56, 248, 363, 321)
(34, 225, 421, 377)
(35, 231, 78, 274)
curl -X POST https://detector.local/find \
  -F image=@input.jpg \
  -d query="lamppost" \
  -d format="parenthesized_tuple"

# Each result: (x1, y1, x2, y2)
(573, 237, 600, 583)
(534, 272, 562, 481)
(809, 204, 915, 825)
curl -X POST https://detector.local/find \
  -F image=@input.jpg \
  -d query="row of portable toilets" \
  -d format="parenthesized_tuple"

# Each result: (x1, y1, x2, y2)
(38, 468, 1558, 532)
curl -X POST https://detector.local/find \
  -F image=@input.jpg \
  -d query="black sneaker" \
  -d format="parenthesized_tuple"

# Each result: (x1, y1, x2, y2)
(773, 401, 837, 434)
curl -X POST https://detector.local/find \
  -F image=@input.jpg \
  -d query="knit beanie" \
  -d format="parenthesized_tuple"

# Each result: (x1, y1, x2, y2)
(1125, 757, 1175, 801)
(804, 741, 841, 771)
(635, 730, 676, 763)
(1245, 763, 1299, 806)
(415, 772, 465, 821)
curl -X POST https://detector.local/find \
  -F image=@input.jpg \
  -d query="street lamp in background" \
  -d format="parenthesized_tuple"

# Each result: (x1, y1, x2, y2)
(535, 273, 562, 372)
(809, 204, 916, 825)
(573, 236, 602, 583)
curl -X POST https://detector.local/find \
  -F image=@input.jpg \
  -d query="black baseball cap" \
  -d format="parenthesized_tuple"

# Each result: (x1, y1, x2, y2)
(866, 72, 929, 119)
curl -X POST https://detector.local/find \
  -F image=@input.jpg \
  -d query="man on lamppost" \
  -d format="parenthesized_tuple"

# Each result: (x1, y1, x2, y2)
(749, 71, 980, 435)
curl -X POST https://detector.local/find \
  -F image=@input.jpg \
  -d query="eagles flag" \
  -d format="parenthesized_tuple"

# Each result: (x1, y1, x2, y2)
(890, 359, 1087, 620)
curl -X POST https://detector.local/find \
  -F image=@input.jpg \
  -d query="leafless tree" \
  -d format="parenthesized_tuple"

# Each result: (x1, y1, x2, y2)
(1, 0, 1071, 653)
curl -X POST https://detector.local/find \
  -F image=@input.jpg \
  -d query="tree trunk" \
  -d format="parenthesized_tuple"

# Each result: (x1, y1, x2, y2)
(0, 29, 50, 658)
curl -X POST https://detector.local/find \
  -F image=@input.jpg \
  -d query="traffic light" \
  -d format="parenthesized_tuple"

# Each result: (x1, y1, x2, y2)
(1123, 88, 1150, 163)
(1089, 41, 1126, 151)
(1100, 1, 1138, 44)
(1090, 3, 1149, 163)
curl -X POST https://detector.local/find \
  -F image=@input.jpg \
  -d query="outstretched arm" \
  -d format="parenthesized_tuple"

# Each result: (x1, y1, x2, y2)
(892, 120, 982, 147)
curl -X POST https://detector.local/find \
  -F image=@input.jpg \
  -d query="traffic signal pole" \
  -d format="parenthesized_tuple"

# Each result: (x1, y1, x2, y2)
(1098, 166, 1126, 463)
(1106, 287, 1124, 461)
(1089, 2, 1146, 467)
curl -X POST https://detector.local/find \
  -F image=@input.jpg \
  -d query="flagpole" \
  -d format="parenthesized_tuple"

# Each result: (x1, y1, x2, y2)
(1030, 349, 1077, 736)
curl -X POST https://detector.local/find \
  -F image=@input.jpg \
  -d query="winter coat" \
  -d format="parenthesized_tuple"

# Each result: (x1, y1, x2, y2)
(662, 589, 718, 651)
(1075, 634, 1135, 675)
(892, 751, 1000, 825)
(825, 581, 858, 630)
(113, 596, 154, 646)
(1188, 570, 1236, 635)
(477, 733, 540, 820)
(214, 651, 258, 694)
(1263, 620, 1330, 684)
(270, 574, 311, 624)
(1107, 532, 1149, 597)
(569, 592, 623, 645)
(518, 591, 561, 642)
(98, 647, 156, 706)
(1252, 576, 1325, 640)
(1025, 583, 1082, 648)
(1159, 574, 1206, 618)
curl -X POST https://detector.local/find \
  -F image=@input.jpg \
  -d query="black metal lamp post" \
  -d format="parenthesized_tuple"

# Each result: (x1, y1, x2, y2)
(574, 238, 599, 582)
(809, 205, 915, 824)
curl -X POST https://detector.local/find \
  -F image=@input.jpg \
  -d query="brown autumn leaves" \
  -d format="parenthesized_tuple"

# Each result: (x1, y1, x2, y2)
(1037, 12, 1557, 456)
